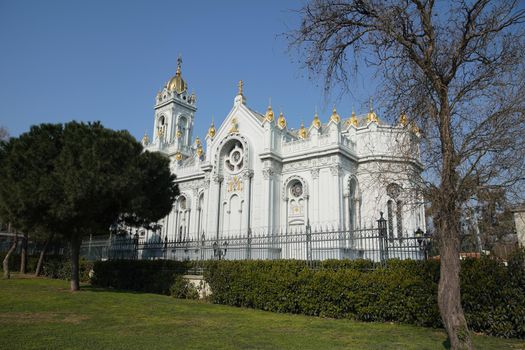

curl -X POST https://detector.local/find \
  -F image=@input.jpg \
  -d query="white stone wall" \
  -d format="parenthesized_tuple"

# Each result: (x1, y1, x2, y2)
(145, 84, 425, 242)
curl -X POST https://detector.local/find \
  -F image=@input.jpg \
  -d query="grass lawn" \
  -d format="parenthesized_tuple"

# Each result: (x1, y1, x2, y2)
(0, 276, 523, 350)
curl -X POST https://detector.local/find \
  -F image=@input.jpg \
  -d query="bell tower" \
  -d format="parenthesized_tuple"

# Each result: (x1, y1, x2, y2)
(151, 55, 197, 158)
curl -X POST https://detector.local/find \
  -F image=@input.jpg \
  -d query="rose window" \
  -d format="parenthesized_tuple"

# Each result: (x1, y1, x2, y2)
(224, 143, 244, 173)
(290, 182, 303, 198)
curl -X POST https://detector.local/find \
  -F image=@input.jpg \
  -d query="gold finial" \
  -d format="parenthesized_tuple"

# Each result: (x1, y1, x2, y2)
(265, 104, 274, 122)
(141, 131, 150, 145)
(277, 111, 287, 129)
(349, 109, 358, 128)
(238, 80, 243, 95)
(176, 130, 182, 138)
(175, 152, 183, 161)
(298, 121, 308, 139)
(399, 112, 408, 127)
(195, 137, 201, 146)
(410, 121, 420, 134)
(196, 146, 203, 158)
(229, 117, 239, 133)
(330, 106, 340, 123)
(207, 118, 216, 139)
(312, 111, 321, 129)
(366, 98, 379, 124)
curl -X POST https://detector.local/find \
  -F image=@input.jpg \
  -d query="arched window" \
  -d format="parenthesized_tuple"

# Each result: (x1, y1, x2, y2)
(197, 193, 204, 237)
(387, 183, 403, 239)
(157, 115, 166, 139)
(176, 195, 188, 242)
(287, 179, 306, 227)
(349, 178, 358, 231)
(387, 200, 394, 241)
(396, 200, 403, 239)
(178, 116, 187, 146)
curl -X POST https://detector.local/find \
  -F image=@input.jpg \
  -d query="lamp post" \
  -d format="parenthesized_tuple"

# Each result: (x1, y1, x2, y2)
(377, 212, 388, 263)
(415, 228, 431, 260)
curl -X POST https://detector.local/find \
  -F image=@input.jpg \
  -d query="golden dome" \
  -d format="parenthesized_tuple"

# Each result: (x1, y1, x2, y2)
(399, 112, 408, 127)
(298, 122, 307, 139)
(207, 121, 216, 139)
(312, 112, 321, 129)
(175, 152, 183, 161)
(348, 110, 358, 128)
(277, 112, 287, 129)
(265, 105, 274, 122)
(166, 58, 187, 94)
(195, 137, 201, 146)
(330, 107, 340, 123)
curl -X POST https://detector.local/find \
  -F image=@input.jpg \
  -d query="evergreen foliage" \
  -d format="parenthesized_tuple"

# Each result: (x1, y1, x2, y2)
(0, 122, 178, 289)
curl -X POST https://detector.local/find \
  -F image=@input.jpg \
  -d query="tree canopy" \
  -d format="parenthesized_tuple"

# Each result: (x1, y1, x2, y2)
(0, 121, 178, 290)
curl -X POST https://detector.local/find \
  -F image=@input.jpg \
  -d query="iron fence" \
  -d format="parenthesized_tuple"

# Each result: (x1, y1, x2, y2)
(95, 213, 432, 265)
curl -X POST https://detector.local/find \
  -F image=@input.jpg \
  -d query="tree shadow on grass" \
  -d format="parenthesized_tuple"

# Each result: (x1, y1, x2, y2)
(81, 285, 169, 296)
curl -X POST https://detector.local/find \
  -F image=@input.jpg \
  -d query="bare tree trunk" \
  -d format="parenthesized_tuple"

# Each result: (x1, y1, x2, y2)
(20, 232, 28, 274)
(437, 211, 472, 350)
(437, 101, 472, 350)
(35, 232, 54, 277)
(70, 234, 80, 291)
(3, 226, 18, 279)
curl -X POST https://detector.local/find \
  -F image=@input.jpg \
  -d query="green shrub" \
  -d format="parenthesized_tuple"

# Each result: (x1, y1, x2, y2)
(170, 275, 199, 300)
(204, 255, 525, 339)
(91, 260, 191, 295)
(40, 256, 93, 283)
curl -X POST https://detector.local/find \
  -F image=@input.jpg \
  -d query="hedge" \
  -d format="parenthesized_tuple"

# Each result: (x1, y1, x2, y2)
(88, 251, 525, 338)
(204, 253, 525, 339)
(91, 260, 192, 295)
(0, 253, 93, 283)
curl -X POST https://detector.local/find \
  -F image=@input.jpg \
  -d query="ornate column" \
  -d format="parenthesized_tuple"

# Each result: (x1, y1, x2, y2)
(343, 193, 350, 231)
(310, 168, 319, 225)
(201, 173, 211, 239)
(262, 167, 275, 229)
(208, 174, 223, 240)
(190, 188, 199, 240)
(241, 170, 254, 234)
(330, 165, 344, 228)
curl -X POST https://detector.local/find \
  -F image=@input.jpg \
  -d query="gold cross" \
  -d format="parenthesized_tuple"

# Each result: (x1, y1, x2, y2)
(238, 80, 243, 95)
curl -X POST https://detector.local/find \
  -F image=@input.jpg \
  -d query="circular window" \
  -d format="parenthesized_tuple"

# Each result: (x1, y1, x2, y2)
(291, 182, 303, 198)
(224, 143, 244, 173)
(387, 183, 402, 199)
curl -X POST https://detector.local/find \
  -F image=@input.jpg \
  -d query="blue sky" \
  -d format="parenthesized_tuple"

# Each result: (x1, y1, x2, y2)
(0, 0, 377, 140)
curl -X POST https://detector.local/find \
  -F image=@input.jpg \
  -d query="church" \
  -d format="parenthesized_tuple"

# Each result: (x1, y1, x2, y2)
(141, 58, 426, 259)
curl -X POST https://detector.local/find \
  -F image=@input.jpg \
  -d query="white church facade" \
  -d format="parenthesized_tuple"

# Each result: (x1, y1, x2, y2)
(141, 59, 426, 260)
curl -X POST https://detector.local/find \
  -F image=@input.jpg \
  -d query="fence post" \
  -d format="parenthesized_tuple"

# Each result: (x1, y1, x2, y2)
(246, 228, 252, 260)
(306, 220, 312, 262)
(377, 212, 387, 264)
